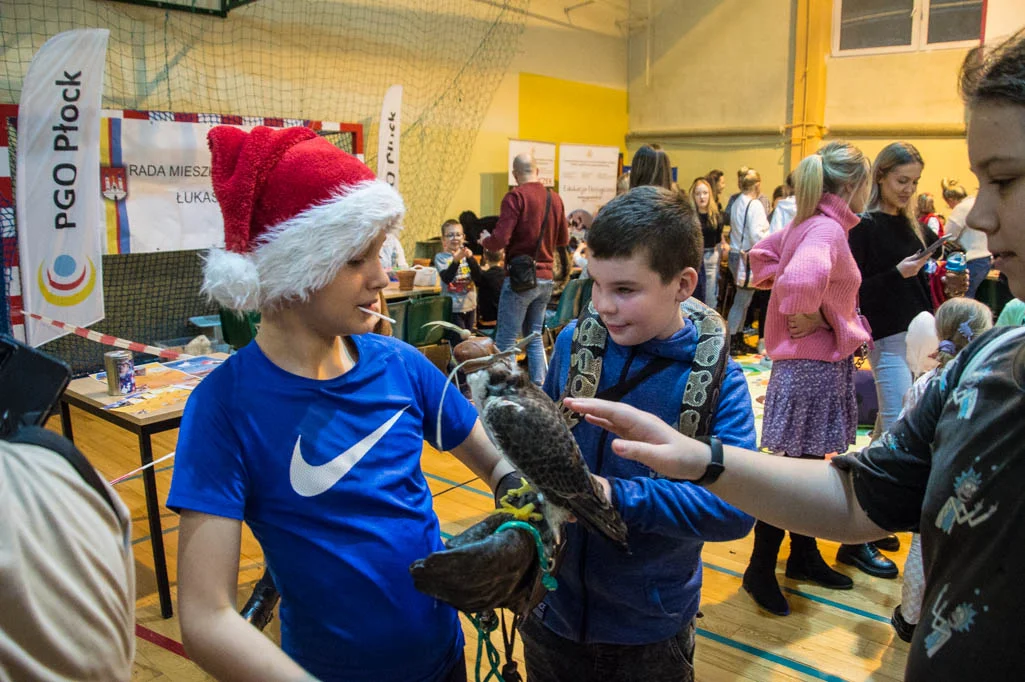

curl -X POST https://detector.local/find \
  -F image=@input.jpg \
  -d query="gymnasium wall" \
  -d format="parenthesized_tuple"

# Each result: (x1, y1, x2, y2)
(824, 48, 973, 200)
(443, 16, 628, 223)
(625, 0, 794, 192)
(626, 0, 1025, 203)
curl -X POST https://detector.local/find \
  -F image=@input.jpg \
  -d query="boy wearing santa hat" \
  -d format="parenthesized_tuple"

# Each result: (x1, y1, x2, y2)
(167, 126, 513, 682)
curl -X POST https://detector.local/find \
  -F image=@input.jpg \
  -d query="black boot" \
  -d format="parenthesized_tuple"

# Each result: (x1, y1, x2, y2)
(729, 333, 743, 356)
(891, 604, 916, 643)
(874, 534, 901, 552)
(836, 543, 898, 579)
(240, 569, 281, 631)
(742, 522, 789, 615)
(785, 534, 854, 590)
(730, 332, 756, 356)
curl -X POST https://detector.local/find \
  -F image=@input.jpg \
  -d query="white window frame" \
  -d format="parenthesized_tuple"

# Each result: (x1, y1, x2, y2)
(832, 0, 982, 58)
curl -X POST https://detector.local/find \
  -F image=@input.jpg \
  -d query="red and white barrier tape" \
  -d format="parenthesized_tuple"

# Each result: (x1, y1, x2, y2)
(27, 312, 192, 361)
(109, 452, 177, 485)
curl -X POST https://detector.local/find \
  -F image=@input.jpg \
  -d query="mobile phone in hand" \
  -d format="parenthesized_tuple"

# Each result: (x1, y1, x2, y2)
(914, 234, 950, 259)
(0, 335, 71, 438)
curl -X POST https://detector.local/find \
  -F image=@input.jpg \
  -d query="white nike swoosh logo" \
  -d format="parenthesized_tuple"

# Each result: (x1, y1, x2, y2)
(289, 406, 408, 497)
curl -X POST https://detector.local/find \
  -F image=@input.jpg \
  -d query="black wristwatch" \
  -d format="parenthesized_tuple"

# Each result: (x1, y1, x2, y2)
(689, 436, 725, 487)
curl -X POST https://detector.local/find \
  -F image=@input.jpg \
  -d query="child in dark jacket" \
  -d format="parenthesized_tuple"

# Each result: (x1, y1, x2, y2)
(522, 186, 755, 682)
(476, 249, 506, 335)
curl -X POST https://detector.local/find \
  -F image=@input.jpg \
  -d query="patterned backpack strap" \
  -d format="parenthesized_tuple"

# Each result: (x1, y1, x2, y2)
(677, 298, 730, 438)
(558, 301, 608, 429)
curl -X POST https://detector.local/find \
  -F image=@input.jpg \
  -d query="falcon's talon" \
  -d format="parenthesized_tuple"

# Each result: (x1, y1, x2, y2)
(494, 501, 543, 522)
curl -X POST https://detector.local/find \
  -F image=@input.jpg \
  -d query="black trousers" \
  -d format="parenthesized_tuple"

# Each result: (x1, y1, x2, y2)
(520, 616, 695, 682)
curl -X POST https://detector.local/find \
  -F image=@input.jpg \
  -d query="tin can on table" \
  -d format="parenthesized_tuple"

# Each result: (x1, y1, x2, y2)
(104, 350, 136, 396)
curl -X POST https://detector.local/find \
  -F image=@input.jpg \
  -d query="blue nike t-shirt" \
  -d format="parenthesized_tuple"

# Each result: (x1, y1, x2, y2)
(167, 333, 478, 682)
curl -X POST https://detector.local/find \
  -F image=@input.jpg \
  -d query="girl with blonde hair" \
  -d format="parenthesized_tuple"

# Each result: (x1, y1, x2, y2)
(690, 176, 726, 308)
(841, 142, 965, 578)
(738, 141, 872, 615)
(915, 193, 944, 236)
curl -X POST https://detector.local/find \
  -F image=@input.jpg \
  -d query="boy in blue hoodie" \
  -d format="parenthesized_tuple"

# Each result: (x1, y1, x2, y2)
(521, 185, 756, 682)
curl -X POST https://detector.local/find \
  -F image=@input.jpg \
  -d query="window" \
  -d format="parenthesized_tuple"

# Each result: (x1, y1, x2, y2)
(833, 0, 983, 55)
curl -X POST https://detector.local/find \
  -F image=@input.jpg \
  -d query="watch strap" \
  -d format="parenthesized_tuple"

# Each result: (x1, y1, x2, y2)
(691, 436, 724, 486)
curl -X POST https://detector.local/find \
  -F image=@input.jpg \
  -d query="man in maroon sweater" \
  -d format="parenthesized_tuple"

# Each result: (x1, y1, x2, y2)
(481, 154, 570, 384)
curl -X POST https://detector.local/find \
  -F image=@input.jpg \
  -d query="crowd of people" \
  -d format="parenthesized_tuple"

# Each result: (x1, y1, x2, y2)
(6, 26, 1025, 682)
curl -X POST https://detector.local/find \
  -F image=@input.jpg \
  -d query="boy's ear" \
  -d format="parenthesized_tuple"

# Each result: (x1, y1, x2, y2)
(673, 267, 699, 303)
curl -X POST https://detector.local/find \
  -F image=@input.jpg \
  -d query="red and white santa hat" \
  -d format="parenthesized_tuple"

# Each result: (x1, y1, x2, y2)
(202, 125, 404, 311)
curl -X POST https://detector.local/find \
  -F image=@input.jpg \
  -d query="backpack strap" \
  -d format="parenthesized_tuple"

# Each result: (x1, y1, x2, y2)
(7, 425, 120, 516)
(558, 298, 730, 438)
(677, 297, 730, 437)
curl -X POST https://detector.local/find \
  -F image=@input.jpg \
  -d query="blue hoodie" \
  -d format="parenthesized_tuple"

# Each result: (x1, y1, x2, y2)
(539, 317, 756, 645)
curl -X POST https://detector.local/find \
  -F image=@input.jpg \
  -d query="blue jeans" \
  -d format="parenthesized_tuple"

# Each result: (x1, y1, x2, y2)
(521, 615, 695, 682)
(967, 256, 992, 300)
(495, 278, 554, 385)
(868, 331, 912, 436)
(702, 247, 720, 308)
(727, 287, 755, 335)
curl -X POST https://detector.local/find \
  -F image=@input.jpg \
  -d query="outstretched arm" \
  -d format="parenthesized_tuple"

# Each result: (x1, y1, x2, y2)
(562, 398, 888, 543)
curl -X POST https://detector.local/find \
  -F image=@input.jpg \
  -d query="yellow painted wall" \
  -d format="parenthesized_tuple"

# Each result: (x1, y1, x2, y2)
(823, 1, 1025, 218)
(442, 15, 627, 228)
(518, 73, 628, 155)
(825, 49, 970, 126)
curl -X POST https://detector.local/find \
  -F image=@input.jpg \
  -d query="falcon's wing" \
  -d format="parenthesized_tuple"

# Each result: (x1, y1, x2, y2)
(482, 387, 628, 551)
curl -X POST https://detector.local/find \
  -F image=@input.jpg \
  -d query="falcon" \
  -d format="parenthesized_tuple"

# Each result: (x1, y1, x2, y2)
(466, 355, 629, 551)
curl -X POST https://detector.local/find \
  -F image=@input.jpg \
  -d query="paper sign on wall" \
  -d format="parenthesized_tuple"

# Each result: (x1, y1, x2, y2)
(557, 143, 620, 219)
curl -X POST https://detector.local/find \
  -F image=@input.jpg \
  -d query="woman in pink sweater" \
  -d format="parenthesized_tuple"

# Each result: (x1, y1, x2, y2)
(740, 141, 872, 616)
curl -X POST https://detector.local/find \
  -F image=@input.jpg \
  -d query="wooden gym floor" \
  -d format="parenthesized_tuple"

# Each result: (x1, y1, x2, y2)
(50, 355, 910, 681)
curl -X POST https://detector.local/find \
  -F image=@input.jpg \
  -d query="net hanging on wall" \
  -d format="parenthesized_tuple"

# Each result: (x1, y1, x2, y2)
(0, 0, 528, 371)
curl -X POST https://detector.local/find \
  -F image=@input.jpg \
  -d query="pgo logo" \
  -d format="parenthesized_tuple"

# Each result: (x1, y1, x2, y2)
(37, 254, 97, 306)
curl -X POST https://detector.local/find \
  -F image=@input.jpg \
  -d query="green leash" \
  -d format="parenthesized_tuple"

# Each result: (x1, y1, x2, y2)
(494, 520, 558, 591)
(468, 520, 558, 682)
(468, 611, 505, 682)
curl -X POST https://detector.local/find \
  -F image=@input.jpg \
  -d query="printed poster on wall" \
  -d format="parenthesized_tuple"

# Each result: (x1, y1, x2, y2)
(557, 143, 620, 219)
(99, 112, 362, 254)
(508, 138, 555, 187)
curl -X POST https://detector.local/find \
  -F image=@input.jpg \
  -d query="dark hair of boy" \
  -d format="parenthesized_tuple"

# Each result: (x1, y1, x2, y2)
(441, 218, 460, 235)
(484, 249, 503, 264)
(588, 185, 701, 283)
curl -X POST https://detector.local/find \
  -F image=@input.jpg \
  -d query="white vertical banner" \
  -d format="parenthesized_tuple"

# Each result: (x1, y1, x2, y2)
(557, 143, 620, 217)
(508, 139, 556, 187)
(16, 29, 109, 346)
(377, 85, 402, 189)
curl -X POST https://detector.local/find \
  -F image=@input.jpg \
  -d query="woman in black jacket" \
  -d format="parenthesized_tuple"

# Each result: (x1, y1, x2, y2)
(842, 142, 968, 577)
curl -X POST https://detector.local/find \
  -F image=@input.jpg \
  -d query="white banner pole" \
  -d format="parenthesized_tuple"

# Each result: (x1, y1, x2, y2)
(377, 85, 402, 189)
(16, 29, 109, 346)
